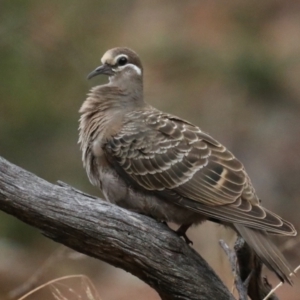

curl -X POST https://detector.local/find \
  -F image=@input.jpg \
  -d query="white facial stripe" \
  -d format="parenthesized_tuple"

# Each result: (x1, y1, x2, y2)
(114, 64, 142, 76)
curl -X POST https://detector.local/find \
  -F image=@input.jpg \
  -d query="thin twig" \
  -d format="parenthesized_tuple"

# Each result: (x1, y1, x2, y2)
(9, 247, 69, 299)
(17, 274, 99, 300)
(263, 264, 300, 300)
(219, 239, 248, 300)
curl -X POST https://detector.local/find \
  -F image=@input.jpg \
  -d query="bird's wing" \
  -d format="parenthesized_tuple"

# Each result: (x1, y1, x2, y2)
(105, 109, 295, 235)
(106, 109, 245, 202)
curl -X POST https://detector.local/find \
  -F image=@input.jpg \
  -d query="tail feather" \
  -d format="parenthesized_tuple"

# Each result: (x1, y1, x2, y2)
(235, 224, 293, 284)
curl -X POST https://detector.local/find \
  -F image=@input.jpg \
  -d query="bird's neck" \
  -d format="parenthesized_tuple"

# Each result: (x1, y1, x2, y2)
(81, 80, 144, 113)
(79, 83, 145, 157)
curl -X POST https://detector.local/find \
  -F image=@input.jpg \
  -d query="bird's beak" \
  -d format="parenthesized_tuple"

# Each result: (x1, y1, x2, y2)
(87, 64, 115, 79)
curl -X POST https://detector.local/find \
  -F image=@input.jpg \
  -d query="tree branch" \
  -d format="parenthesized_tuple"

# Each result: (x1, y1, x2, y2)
(0, 156, 234, 300)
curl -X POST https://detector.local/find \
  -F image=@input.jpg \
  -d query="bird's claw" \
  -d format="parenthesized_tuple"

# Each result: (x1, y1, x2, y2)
(176, 224, 193, 245)
(179, 232, 193, 245)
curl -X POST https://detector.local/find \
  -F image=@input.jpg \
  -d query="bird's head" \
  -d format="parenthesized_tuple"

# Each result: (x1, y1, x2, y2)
(87, 47, 143, 82)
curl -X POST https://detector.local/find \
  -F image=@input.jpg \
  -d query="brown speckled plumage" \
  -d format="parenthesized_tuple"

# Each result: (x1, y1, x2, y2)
(79, 47, 296, 283)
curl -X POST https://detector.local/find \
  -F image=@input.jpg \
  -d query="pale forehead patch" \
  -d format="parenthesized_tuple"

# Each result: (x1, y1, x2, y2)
(101, 51, 113, 64)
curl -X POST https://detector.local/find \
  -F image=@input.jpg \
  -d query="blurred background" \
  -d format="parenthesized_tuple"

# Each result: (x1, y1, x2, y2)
(1, 1, 300, 299)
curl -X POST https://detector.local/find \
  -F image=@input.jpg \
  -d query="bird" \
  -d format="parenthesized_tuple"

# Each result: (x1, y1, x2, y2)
(79, 47, 297, 284)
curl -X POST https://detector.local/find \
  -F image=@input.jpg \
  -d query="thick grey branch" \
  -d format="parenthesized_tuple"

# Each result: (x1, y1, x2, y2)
(0, 156, 234, 300)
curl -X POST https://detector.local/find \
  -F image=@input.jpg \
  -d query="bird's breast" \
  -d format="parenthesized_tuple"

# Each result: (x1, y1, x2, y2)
(92, 137, 105, 158)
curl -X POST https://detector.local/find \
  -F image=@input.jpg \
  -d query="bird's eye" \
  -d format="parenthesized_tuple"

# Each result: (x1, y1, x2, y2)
(117, 56, 128, 66)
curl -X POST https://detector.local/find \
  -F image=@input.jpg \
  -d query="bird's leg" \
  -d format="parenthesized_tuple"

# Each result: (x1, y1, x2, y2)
(176, 223, 193, 245)
(160, 221, 193, 245)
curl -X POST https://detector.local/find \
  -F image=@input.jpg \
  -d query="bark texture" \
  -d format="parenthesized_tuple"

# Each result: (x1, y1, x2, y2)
(0, 156, 235, 300)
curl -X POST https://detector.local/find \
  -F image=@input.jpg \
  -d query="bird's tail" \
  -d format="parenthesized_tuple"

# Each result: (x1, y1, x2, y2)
(234, 224, 293, 284)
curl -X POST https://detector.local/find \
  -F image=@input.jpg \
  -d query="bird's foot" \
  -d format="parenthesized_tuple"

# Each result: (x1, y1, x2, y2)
(177, 231, 193, 245)
(176, 223, 193, 245)
(161, 222, 193, 245)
